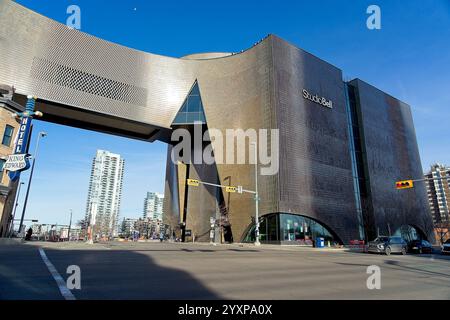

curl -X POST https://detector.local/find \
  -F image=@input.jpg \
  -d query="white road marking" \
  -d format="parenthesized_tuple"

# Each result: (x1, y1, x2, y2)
(38, 248, 76, 300)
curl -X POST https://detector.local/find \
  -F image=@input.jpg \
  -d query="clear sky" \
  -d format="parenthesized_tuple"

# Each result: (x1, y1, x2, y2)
(12, 0, 450, 226)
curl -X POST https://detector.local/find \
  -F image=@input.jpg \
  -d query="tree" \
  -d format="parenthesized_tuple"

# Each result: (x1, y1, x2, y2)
(435, 221, 450, 245)
(77, 219, 88, 240)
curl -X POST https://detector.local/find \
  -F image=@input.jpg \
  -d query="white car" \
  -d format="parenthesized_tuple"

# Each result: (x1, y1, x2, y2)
(441, 239, 450, 254)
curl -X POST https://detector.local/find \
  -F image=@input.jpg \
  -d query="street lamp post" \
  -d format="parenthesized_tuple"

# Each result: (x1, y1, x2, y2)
(222, 175, 232, 243)
(251, 142, 260, 246)
(9, 181, 24, 237)
(68, 209, 73, 241)
(17, 131, 47, 236)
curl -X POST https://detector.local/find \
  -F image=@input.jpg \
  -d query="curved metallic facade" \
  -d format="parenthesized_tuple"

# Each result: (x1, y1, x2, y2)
(0, 0, 433, 243)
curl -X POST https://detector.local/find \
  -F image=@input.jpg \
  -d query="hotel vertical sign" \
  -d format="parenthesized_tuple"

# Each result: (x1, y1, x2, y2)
(5, 96, 42, 181)
(5, 116, 32, 174)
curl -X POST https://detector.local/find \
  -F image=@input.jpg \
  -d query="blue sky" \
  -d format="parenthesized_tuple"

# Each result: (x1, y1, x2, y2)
(12, 0, 450, 226)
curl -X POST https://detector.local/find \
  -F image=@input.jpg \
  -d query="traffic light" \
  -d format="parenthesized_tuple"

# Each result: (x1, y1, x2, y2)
(187, 179, 199, 187)
(396, 180, 414, 190)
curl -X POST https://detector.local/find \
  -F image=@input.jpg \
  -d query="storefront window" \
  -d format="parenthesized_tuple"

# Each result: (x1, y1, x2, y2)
(243, 213, 337, 245)
(394, 225, 422, 242)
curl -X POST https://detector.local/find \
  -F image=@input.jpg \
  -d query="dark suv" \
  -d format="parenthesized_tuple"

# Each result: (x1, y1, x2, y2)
(368, 236, 407, 255)
(407, 240, 433, 254)
(442, 239, 450, 255)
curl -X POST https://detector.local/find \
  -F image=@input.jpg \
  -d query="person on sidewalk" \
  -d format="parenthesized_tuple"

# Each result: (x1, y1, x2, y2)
(25, 227, 33, 241)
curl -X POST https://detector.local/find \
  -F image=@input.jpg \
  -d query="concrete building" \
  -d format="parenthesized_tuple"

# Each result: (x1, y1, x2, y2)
(143, 192, 164, 221)
(425, 164, 450, 224)
(0, 0, 434, 244)
(0, 86, 22, 237)
(424, 164, 450, 243)
(85, 150, 125, 238)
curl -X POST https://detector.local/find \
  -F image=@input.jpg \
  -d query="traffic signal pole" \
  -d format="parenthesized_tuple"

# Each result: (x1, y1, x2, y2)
(188, 179, 256, 194)
(396, 175, 449, 189)
(411, 176, 449, 183)
(187, 178, 260, 245)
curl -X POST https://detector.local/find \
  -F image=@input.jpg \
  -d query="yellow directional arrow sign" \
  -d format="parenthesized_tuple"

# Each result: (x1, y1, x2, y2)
(187, 179, 200, 187)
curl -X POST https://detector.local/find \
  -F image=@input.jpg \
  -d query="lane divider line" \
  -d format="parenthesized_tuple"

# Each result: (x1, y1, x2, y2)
(38, 248, 76, 300)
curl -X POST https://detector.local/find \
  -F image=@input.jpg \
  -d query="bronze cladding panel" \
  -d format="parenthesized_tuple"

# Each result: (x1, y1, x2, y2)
(272, 36, 360, 243)
(351, 79, 434, 241)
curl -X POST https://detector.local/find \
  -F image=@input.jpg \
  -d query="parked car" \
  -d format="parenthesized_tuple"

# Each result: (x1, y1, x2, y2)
(368, 236, 407, 255)
(407, 240, 433, 254)
(441, 239, 450, 255)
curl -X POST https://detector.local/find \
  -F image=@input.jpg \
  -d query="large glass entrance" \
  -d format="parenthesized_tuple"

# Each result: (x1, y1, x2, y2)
(243, 213, 340, 245)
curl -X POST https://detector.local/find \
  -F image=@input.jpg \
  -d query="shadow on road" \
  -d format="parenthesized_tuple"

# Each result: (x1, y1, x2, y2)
(0, 244, 66, 300)
(383, 259, 450, 279)
(0, 244, 223, 300)
(181, 248, 215, 253)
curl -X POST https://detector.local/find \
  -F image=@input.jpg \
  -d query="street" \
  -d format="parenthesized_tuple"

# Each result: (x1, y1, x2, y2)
(0, 241, 449, 300)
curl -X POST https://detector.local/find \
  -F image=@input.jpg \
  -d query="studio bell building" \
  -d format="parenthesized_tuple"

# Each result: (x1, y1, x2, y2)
(0, 0, 433, 244)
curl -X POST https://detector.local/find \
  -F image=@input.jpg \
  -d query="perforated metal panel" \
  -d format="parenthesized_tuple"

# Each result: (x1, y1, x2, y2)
(30, 57, 148, 106)
(0, 0, 197, 127)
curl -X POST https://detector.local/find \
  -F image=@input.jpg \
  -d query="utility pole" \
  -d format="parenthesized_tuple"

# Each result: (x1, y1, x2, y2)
(18, 131, 47, 235)
(251, 142, 260, 246)
(87, 202, 97, 244)
(9, 181, 24, 237)
(68, 209, 73, 241)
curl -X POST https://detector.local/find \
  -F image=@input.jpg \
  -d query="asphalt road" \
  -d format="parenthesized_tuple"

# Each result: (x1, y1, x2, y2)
(1, 241, 449, 300)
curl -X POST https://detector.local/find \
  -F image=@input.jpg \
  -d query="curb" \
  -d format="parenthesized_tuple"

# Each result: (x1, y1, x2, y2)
(0, 238, 24, 245)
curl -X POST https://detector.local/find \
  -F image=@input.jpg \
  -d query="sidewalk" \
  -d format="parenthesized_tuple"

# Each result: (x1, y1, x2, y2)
(171, 240, 350, 252)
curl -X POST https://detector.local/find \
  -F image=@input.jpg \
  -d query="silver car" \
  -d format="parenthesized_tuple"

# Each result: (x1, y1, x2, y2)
(368, 236, 407, 255)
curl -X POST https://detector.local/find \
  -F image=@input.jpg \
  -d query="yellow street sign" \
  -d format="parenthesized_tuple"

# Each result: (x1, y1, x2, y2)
(225, 186, 237, 193)
(396, 180, 414, 190)
(187, 179, 200, 187)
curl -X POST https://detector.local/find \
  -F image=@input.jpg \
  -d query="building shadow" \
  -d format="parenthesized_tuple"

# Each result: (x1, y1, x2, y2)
(384, 259, 450, 279)
(0, 244, 223, 300)
(0, 244, 64, 300)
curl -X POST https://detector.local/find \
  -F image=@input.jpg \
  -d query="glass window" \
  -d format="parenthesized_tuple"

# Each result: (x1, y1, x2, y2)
(0, 159, 5, 181)
(173, 113, 187, 124)
(394, 225, 420, 242)
(279, 213, 334, 245)
(267, 214, 278, 241)
(243, 213, 337, 245)
(186, 112, 200, 123)
(2, 125, 14, 146)
(179, 102, 188, 113)
(259, 218, 267, 241)
(172, 83, 206, 125)
(190, 84, 200, 96)
(187, 95, 201, 112)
